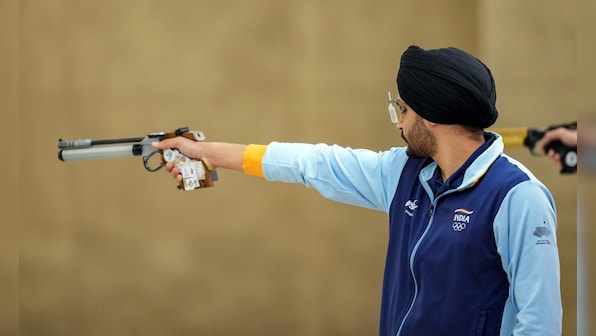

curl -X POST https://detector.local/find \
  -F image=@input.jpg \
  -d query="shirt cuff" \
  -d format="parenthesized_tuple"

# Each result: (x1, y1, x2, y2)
(242, 144, 268, 177)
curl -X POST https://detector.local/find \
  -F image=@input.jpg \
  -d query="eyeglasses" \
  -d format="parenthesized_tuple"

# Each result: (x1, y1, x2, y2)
(387, 92, 406, 124)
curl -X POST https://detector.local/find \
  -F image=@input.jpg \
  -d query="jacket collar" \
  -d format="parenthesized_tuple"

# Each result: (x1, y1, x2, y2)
(420, 132, 503, 195)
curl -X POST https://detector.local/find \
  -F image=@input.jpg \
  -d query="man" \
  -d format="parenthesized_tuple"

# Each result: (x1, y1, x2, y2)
(153, 45, 562, 335)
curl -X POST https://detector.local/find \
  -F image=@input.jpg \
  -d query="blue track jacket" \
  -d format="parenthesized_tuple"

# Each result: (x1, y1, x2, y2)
(259, 132, 562, 336)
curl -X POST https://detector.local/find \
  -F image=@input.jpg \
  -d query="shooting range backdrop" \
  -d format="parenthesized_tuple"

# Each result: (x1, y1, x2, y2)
(17, 1, 585, 335)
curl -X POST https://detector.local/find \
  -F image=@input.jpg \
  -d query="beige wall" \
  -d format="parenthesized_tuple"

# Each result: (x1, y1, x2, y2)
(2, 1, 19, 336)
(479, 0, 579, 334)
(19, 0, 582, 335)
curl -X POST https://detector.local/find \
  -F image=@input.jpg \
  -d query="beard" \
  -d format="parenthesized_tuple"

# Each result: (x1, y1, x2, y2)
(402, 116, 437, 158)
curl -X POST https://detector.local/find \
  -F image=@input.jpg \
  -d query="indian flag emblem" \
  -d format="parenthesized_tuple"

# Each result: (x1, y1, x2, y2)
(453, 208, 473, 222)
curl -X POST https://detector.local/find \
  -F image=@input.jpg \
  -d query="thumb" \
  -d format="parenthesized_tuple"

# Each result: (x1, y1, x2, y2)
(537, 130, 557, 152)
(151, 137, 180, 150)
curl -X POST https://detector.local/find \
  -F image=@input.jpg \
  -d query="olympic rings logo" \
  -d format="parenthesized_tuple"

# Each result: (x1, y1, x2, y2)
(452, 222, 467, 231)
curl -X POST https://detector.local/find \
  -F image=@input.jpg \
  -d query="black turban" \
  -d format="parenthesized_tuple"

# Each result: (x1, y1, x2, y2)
(397, 45, 498, 128)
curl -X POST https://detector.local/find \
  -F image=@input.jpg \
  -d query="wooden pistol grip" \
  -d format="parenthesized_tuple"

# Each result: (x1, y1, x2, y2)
(162, 132, 215, 190)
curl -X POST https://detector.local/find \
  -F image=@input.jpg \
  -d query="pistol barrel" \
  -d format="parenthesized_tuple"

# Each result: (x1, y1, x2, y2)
(58, 145, 139, 161)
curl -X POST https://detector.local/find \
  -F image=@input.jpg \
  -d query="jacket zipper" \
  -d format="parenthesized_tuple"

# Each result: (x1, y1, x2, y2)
(395, 199, 438, 336)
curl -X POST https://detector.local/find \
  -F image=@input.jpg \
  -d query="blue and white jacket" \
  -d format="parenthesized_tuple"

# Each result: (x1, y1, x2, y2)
(259, 132, 562, 336)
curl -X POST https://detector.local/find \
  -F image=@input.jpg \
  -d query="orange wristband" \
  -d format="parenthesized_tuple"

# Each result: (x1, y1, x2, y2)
(242, 144, 268, 177)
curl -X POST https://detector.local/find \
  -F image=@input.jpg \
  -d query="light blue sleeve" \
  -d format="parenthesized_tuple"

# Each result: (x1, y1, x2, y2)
(494, 180, 562, 336)
(261, 142, 409, 212)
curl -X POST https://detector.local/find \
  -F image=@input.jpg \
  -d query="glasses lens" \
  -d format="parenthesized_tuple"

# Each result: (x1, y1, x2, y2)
(387, 92, 399, 123)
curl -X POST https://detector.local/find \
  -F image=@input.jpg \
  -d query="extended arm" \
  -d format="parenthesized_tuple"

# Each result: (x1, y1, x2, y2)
(152, 137, 251, 182)
(153, 137, 405, 211)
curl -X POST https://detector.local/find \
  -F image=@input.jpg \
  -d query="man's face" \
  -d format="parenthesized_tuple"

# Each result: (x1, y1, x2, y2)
(400, 111, 437, 158)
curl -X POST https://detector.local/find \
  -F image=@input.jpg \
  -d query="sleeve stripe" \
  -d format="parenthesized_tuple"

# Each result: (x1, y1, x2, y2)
(242, 144, 268, 177)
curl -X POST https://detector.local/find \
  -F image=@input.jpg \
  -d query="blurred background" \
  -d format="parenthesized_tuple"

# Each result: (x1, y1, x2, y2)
(12, 0, 591, 335)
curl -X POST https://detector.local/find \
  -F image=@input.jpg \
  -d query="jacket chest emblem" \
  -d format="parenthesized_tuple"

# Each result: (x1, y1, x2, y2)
(404, 200, 418, 217)
(452, 208, 474, 231)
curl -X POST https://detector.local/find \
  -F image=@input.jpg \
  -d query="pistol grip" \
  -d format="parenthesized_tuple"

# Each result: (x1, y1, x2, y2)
(544, 141, 577, 174)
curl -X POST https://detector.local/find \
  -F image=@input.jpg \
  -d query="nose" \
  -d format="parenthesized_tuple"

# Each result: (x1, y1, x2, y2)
(397, 114, 404, 128)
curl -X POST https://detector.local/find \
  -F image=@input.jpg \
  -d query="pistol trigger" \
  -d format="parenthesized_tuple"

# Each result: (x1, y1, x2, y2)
(143, 151, 165, 172)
